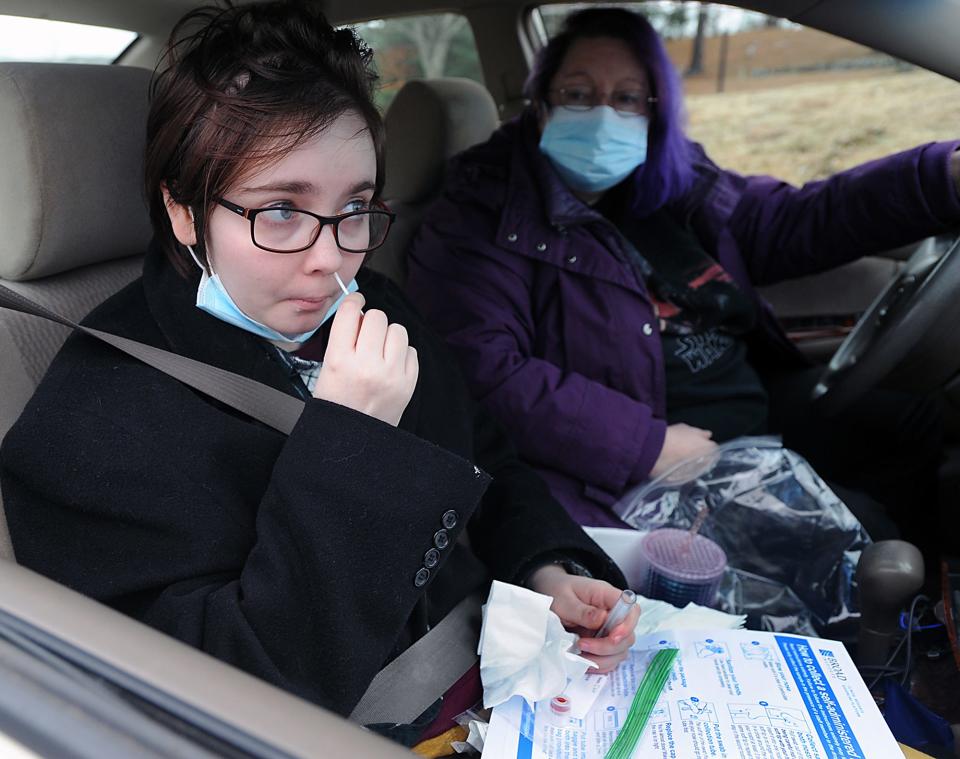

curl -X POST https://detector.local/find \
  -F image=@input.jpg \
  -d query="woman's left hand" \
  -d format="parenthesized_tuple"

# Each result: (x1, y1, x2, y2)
(528, 564, 640, 673)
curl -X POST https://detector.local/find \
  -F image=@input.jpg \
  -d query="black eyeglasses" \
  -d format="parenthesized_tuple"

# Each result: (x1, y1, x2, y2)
(216, 198, 395, 254)
(549, 87, 657, 118)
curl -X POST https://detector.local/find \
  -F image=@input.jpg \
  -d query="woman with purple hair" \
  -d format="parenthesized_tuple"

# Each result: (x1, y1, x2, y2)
(406, 7, 960, 552)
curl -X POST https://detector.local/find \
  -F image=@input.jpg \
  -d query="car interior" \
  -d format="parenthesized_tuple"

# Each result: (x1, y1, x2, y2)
(1, 0, 959, 756)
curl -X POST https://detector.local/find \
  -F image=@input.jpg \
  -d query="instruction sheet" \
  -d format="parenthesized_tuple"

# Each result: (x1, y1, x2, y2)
(482, 628, 899, 759)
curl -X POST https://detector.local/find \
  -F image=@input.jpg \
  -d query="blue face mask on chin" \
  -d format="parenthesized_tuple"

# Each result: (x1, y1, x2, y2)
(186, 245, 357, 345)
(539, 106, 649, 194)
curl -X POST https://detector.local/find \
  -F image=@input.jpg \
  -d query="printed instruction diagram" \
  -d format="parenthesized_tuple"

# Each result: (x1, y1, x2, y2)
(729, 703, 809, 731)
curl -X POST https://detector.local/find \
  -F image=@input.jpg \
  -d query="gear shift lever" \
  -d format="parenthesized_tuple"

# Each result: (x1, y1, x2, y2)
(856, 540, 925, 671)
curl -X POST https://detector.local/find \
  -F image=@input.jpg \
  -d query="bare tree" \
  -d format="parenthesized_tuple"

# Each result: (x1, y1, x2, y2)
(686, 3, 710, 76)
(398, 14, 467, 79)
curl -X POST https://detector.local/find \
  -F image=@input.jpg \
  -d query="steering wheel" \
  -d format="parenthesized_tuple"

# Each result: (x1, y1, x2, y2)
(812, 231, 960, 416)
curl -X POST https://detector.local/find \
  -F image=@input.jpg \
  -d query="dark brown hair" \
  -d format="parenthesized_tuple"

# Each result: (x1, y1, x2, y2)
(145, 0, 384, 276)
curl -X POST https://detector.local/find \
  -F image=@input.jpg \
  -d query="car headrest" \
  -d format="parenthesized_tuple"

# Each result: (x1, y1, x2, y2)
(383, 77, 499, 204)
(0, 62, 153, 282)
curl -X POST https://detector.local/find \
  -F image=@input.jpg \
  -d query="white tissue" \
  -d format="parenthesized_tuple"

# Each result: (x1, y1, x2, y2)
(466, 720, 487, 751)
(634, 596, 746, 634)
(452, 720, 487, 755)
(477, 581, 597, 709)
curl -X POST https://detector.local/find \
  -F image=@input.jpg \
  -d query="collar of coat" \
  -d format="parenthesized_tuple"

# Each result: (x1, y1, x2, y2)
(468, 112, 645, 288)
(451, 110, 744, 282)
(504, 110, 605, 230)
(139, 243, 404, 404)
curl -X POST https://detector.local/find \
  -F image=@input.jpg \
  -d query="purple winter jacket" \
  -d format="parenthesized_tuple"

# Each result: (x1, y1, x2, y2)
(405, 111, 960, 527)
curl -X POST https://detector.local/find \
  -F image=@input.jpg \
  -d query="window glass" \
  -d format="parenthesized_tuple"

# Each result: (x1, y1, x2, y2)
(532, 3, 960, 185)
(0, 15, 137, 64)
(349, 14, 484, 112)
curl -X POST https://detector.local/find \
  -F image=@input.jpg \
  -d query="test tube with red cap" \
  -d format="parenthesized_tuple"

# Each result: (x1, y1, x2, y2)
(550, 695, 571, 714)
(596, 589, 637, 638)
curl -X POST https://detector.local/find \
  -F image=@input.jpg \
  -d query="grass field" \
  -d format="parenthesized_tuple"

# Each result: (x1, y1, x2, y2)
(683, 69, 960, 185)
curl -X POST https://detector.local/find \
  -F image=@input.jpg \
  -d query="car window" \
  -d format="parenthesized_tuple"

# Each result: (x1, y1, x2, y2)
(349, 13, 483, 111)
(530, 2, 960, 185)
(0, 15, 136, 64)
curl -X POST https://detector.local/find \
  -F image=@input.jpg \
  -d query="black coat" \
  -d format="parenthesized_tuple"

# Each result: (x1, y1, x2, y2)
(0, 244, 623, 716)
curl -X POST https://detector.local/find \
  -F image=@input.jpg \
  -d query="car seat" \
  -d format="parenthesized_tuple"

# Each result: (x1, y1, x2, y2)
(368, 77, 499, 287)
(0, 62, 152, 560)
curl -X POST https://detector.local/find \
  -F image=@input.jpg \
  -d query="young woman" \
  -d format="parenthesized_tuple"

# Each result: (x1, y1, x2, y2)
(406, 7, 960, 553)
(0, 1, 638, 739)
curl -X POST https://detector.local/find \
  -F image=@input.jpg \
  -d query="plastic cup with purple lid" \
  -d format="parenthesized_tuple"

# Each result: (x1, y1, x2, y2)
(640, 527, 727, 607)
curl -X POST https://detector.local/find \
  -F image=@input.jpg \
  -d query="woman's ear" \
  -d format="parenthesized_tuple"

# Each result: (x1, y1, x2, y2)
(161, 185, 197, 246)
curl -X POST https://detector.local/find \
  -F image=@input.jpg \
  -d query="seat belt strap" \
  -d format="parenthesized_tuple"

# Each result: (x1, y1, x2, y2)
(349, 593, 482, 726)
(0, 281, 482, 725)
(0, 282, 303, 435)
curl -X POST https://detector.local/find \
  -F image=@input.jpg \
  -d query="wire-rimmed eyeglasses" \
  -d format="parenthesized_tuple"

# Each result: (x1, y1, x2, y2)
(216, 198, 395, 254)
(549, 86, 658, 118)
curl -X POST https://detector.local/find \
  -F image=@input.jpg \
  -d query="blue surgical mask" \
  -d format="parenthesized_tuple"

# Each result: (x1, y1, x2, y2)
(539, 106, 648, 194)
(186, 244, 357, 345)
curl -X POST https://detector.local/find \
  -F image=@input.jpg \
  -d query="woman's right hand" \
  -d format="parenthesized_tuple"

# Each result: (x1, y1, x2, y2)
(649, 423, 717, 478)
(312, 293, 419, 426)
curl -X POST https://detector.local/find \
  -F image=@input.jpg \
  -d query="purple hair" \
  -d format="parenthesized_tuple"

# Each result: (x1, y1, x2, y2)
(524, 8, 695, 215)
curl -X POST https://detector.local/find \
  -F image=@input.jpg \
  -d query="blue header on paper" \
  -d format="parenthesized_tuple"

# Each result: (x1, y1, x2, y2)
(517, 699, 535, 759)
(775, 636, 865, 759)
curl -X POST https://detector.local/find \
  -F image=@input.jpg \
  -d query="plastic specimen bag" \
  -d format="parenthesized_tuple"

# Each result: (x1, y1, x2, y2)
(613, 437, 870, 636)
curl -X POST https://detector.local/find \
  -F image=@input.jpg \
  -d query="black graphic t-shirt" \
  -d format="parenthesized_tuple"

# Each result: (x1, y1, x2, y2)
(603, 199, 769, 441)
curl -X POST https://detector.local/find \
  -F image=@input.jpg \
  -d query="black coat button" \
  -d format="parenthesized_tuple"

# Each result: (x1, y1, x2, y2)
(414, 568, 430, 587)
(424, 548, 440, 568)
(442, 510, 458, 529)
(433, 529, 450, 550)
